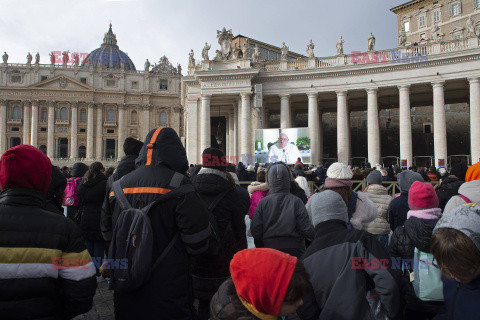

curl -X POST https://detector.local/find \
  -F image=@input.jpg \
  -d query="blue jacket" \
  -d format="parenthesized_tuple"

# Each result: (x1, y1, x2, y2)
(434, 276, 480, 320)
(388, 192, 409, 231)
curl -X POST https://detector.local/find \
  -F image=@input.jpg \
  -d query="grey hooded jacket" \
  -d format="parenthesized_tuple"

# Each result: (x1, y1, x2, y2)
(250, 163, 314, 250)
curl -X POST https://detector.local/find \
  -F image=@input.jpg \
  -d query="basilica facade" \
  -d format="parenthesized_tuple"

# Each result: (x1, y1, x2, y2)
(0, 24, 182, 166)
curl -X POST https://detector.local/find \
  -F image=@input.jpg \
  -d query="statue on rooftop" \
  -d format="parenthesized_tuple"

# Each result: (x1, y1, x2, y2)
(188, 49, 195, 67)
(34, 52, 40, 65)
(202, 42, 211, 61)
(306, 40, 315, 58)
(216, 27, 233, 60)
(336, 36, 344, 55)
(144, 59, 150, 72)
(281, 42, 288, 60)
(252, 44, 260, 63)
(2, 52, 8, 64)
(26, 52, 32, 66)
(398, 28, 407, 47)
(242, 41, 250, 60)
(368, 32, 376, 51)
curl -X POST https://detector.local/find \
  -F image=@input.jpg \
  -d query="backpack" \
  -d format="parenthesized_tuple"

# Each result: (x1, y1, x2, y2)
(200, 189, 231, 257)
(347, 191, 358, 230)
(411, 248, 444, 302)
(62, 177, 82, 206)
(108, 172, 194, 294)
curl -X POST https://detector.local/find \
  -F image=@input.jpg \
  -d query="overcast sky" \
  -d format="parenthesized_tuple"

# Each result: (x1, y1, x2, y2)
(0, 0, 407, 70)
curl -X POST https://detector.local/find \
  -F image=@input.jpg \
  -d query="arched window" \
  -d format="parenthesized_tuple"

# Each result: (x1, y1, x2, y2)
(159, 111, 167, 126)
(60, 107, 68, 121)
(80, 109, 87, 122)
(41, 108, 47, 121)
(107, 109, 115, 122)
(78, 146, 86, 159)
(131, 110, 137, 124)
(12, 106, 21, 120)
(39, 145, 47, 154)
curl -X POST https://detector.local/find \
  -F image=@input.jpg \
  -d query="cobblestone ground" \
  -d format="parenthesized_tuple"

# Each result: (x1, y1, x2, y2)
(73, 279, 114, 320)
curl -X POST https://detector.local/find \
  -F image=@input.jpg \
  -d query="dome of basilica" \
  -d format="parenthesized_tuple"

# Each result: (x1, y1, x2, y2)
(82, 24, 136, 71)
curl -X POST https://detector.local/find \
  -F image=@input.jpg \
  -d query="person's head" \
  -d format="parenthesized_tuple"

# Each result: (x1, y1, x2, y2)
(256, 169, 266, 183)
(123, 137, 144, 156)
(266, 162, 293, 193)
(279, 133, 289, 149)
(466, 161, 480, 182)
(230, 248, 312, 317)
(105, 167, 115, 178)
(306, 190, 348, 227)
(326, 162, 353, 180)
(408, 181, 439, 210)
(432, 203, 480, 283)
(71, 162, 88, 178)
(397, 170, 424, 193)
(0, 145, 52, 195)
(201, 147, 227, 172)
(366, 170, 382, 185)
(84, 162, 105, 183)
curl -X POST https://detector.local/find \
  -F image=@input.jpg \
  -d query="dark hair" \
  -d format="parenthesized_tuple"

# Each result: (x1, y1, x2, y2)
(257, 170, 266, 183)
(283, 261, 312, 303)
(84, 162, 104, 183)
(105, 167, 115, 179)
(431, 228, 480, 282)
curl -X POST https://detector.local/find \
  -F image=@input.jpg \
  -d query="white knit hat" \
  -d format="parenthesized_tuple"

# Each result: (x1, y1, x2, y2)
(327, 162, 353, 180)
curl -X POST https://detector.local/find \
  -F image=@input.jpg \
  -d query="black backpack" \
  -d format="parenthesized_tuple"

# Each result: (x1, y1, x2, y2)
(108, 172, 194, 293)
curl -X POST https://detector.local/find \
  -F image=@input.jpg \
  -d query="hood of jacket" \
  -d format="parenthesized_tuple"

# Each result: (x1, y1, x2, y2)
(458, 180, 480, 200)
(113, 155, 137, 180)
(439, 176, 463, 190)
(404, 216, 438, 252)
(267, 164, 291, 194)
(135, 127, 188, 173)
(193, 168, 234, 195)
(82, 172, 107, 188)
(71, 162, 88, 178)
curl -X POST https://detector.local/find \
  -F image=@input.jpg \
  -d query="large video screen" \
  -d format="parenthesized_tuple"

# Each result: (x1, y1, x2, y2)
(254, 128, 311, 164)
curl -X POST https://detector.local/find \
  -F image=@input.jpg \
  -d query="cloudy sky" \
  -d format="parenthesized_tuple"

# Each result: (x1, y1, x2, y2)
(0, 0, 407, 70)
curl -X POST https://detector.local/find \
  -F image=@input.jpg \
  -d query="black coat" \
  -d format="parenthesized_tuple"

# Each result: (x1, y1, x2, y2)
(0, 188, 96, 319)
(291, 181, 308, 204)
(102, 128, 211, 320)
(388, 192, 410, 232)
(437, 176, 463, 211)
(78, 173, 107, 241)
(46, 166, 67, 216)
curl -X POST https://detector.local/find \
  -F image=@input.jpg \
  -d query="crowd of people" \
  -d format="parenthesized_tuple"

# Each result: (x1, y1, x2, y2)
(1, 126, 480, 319)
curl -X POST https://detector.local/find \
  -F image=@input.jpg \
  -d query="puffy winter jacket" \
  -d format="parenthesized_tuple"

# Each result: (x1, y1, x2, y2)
(433, 276, 480, 320)
(251, 163, 314, 251)
(78, 173, 107, 241)
(102, 127, 211, 320)
(443, 180, 480, 214)
(0, 188, 97, 319)
(210, 279, 259, 320)
(297, 220, 401, 320)
(436, 176, 463, 211)
(248, 182, 269, 219)
(363, 184, 391, 235)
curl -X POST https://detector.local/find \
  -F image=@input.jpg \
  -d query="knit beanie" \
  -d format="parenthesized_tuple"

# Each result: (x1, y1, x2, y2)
(123, 137, 144, 156)
(465, 161, 480, 182)
(366, 170, 382, 185)
(201, 147, 227, 170)
(327, 162, 353, 180)
(434, 203, 480, 252)
(408, 181, 439, 210)
(306, 190, 348, 227)
(397, 170, 424, 192)
(230, 248, 297, 317)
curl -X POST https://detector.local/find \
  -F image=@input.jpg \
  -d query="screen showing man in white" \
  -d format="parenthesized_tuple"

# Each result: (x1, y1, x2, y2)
(267, 132, 302, 164)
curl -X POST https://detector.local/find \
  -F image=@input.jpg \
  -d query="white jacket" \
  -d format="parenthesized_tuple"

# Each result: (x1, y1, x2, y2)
(351, 191, 378, 231)
(362, 184, 392, 235)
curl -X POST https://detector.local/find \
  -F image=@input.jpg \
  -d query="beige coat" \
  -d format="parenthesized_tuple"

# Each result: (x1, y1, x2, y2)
(363, 184, 392, 235)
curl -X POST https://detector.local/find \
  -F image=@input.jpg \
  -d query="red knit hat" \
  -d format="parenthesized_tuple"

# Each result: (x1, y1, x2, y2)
(230, 248, 297, 317)
(0, 145, 52, 195)
(408, 181, 439, 210)
(465, 161, 480, 182)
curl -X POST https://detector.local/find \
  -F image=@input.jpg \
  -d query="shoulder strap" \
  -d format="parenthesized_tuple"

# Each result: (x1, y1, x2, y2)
(207, 189, 231, 212)
(112, 178, 132, 211)
(151, 233, 179, 272)
(348, 191, 358, 219)
(458, 194, 472, 203)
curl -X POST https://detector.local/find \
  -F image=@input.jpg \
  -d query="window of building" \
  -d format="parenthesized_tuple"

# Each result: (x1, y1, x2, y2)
(131, 81, 139, 89)
(420, 33, 427, 40)
(418, 15, 426, 27)
(40, 127, 47, 132)
(107, 129, 115, 134)
(80, 77, 87, 84)
(78, 146, 86, 159)
(424, 123, 432, 134)
(107, 109, 115, 122)
(159, 79, 168, 90)
(11, 75, 21, 83)
(80, 109, 87, 122)
(11, 127, 19, 132)
(10, 137, 21, 148)
(41, 76, 48, 82)
(79, 128, 86, 133)
(474, 0, 480, 8)
(39, 145, 47, 154)
(12, 106, 21, 119)
(433, 10, 441, 22)
(404, 21, 410, 32)
(159, 111, 167, 126)
(452, 31, 463, 39)
(131, 110, 137, 124)
(60, 107, 68, 121)
(106, 79, 116, 87)
(449, 2, 462, 16)
(41, 108, 47, 122)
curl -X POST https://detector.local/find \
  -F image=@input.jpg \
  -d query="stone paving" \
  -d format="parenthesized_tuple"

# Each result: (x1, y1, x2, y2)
(73, 279, 114, 320)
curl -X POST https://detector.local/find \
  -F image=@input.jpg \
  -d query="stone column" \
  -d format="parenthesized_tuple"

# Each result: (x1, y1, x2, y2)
(186, 98, 199, 164)
(228, 111, 234, 159)
(200, 95, 211, 154)
(47, 101, 55, 159)
(432, 81, 447, 167)
(142, 104, 150, 140)
(117, 104, 126, 160)
(96, 104, 103, 160)
(307, 92, 320, 165)
(30, 100, 39, 148)
(0, 100, 6, 154)
(398, 85, 413, 167)
(263, 108, 270, 129)
(469, 78, 480, 164)
(336, 91, 350, 164)
(240, 93, 252, 164)
(319, 109, 324, 164)
(86, 103, 94, 160)
(233, 103, 238, 160)
(280, 94, 291, 128)
(22, 101, 31, 145)
(70, 102, 78, 160)
(367, 88, 381, 166)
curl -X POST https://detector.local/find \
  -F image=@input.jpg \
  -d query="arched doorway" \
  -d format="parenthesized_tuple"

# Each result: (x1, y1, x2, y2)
(58, 138, 69, 158)
(78, 145, 86, 159)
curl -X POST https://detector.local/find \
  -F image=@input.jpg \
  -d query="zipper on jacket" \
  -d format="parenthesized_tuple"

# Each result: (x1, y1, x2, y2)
(449, 282, 461, 320)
